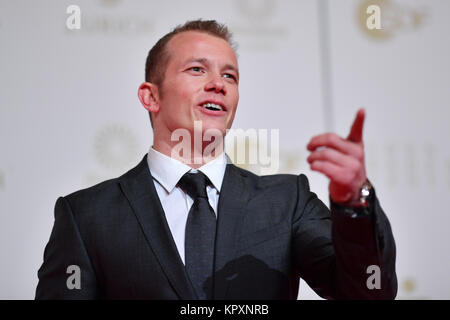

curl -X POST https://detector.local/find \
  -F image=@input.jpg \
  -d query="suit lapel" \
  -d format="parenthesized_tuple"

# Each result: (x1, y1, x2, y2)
(213, 164, 250, 299)
(119, 155, 196, 300)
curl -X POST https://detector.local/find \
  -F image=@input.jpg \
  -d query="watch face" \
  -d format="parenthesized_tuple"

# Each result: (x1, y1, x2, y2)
(360, 180, 374, 207)
(362, 187, 370, 197)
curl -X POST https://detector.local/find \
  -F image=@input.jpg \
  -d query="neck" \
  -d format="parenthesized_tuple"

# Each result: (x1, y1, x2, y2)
(152, 130, 225, 169)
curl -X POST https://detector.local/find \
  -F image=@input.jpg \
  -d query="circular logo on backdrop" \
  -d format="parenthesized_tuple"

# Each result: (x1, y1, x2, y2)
(231, 0, 287, 51)
(402, 278, 416, 293)
(235, 0, 276, 24)
(398, 277, 428, 299)
(94, 124, 139, 170)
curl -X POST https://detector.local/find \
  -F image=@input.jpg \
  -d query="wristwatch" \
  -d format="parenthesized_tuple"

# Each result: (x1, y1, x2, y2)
(355, 179, 373, 208)
(330, 179, 375, 217)
(345, 179, 375, 209)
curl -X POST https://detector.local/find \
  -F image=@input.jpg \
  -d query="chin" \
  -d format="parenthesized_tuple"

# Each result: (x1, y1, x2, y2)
(201, 122, 227, 138)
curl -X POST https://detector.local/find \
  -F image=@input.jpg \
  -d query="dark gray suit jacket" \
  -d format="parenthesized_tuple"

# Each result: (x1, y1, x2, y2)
(35, 154, 397, 299)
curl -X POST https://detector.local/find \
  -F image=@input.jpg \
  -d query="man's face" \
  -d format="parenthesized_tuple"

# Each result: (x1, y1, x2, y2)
(155, 31, 239, 137)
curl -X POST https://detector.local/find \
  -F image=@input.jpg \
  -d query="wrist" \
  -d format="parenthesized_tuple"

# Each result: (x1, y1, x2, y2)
(337, 179, 374, 208)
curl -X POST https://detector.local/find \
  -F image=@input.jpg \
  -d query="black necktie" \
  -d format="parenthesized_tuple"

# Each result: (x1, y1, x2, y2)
(178, 172, 217, 300)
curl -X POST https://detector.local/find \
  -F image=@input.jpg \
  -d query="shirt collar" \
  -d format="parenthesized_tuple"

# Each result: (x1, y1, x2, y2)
(147, 147, 228, 194)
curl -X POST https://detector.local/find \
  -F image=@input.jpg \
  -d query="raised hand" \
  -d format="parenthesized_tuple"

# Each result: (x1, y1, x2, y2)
(306, 108, 367, 204)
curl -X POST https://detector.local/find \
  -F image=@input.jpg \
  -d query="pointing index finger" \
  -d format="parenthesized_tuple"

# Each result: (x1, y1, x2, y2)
(347, 108, 365, 143)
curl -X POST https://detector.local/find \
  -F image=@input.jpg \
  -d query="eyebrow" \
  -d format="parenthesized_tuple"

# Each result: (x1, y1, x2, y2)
(184, 58, 239, 79)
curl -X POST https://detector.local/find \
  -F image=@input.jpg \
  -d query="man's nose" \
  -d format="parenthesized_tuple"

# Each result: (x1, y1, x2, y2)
(204, 73, 226, 95)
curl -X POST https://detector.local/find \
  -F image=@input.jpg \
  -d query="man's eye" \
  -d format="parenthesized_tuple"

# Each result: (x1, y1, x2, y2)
(189, 67, 202, 72)
(223, 73, 236, 80)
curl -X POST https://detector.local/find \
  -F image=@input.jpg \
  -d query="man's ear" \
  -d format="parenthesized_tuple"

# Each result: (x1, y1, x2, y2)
(138, 82, 160, 114)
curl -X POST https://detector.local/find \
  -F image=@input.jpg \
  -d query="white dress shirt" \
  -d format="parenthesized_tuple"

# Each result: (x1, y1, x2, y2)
(146, 147, 228, 264)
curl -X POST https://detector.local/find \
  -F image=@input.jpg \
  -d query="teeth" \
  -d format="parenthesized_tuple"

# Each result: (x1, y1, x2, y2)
(202, 103, 223, 111)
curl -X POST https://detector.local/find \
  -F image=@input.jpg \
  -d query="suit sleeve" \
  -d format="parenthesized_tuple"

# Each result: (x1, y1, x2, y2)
(35, 197, 100, 299)
(291, 174, 397, 299)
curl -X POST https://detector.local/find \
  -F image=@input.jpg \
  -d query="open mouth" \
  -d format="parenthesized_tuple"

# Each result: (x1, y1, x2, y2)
(202, 102, 224, 111)
(197, 101, 227, 116)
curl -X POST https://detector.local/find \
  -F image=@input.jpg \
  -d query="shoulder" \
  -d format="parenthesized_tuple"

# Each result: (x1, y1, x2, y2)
(63, 176, 121, 208)
(228, 164, 312, 196)
(227, 165, 317, 225)
(60, 155, 148, 216)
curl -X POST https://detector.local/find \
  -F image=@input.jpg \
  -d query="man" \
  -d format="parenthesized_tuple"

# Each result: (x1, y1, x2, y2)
(36, 20, 397, 299)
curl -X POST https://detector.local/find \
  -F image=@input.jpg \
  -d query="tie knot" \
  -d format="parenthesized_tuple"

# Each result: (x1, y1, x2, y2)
(178, 172, 210, 200)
